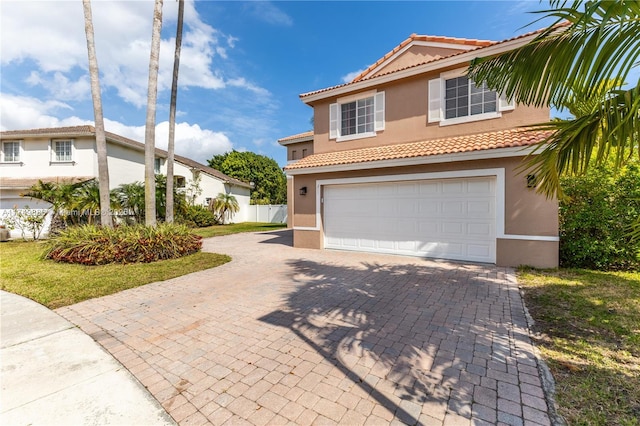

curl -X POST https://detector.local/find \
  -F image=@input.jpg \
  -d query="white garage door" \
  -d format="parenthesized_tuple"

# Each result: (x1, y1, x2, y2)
(323, 177, 496, 263)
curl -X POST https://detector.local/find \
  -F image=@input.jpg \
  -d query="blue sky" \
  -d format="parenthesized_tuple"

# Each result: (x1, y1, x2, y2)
(1, 1, 554, 167)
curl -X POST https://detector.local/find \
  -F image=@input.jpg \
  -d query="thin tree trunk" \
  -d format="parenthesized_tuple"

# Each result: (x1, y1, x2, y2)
(166, 0, 184, 223)
(82, 0, 112, 228)
(144, 0, 164, 227)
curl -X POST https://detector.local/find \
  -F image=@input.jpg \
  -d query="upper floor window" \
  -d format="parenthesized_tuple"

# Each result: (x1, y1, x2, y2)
(445, 77, 497, 119)
(330, 91, 385, 142)
(429, 71, 514, 126)
(2, 141, 21, 163)
(302, 148, 308, 158)
(154, 158, 162, 174)
(52, 139, 73, 162)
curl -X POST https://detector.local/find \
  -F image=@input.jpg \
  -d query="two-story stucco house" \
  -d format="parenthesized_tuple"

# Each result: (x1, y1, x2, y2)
(0, 126, 251, 235)
(279, 31, 559, 268)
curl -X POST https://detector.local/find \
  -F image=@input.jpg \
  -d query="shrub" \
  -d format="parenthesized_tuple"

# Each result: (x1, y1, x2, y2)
(559, 162, 640, 270)
(179, 204, 217, 227)
(45, 224, 202, 265)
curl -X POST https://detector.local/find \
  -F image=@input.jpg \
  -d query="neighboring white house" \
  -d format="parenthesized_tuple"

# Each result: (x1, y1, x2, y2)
(0, 126, 252, 237)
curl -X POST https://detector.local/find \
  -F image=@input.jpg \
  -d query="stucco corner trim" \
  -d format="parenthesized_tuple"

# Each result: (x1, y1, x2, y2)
(293, 226, 321, 232)
(499, 234, 560, 242)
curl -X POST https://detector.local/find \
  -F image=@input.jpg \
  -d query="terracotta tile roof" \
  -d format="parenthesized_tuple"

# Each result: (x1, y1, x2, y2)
(284, 128, 551, 171)
(0, 176, 94, 189)
(0, 126, 251, 189)
(278, 130, 314, 143)
(351, 34, 494, 83)
(300, 23, 569, 100)
(277, 131, 314, 146)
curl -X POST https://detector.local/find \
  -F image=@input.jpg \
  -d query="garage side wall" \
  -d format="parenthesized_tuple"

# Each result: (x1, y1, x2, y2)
(290, 156, 558, 268)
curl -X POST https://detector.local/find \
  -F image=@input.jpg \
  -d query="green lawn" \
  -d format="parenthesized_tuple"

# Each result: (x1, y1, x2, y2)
(193, 222, 286, 238)
(518, 268, 640, 425)
(0, 222, 286, 309)
(0, 240, 230, 309)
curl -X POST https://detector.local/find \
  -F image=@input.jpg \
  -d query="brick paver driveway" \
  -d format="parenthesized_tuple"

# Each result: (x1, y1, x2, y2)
(57, 230, 553, 426)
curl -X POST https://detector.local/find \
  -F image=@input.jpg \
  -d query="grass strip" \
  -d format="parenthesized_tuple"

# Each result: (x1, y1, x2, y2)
(518, 268, 640, 425)
(193, 222, 286, 238)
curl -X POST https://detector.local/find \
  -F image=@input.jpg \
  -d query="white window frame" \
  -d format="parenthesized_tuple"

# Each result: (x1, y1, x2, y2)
(428, 69, 514, 126)
(50, 139, 74, 163)
(1, 140, 22, 163)
(330, 90, 385, 142)
(154, 157, 163, 174)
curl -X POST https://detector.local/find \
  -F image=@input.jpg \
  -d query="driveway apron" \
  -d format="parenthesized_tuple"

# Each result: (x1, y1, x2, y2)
(56, 230, 553, 425)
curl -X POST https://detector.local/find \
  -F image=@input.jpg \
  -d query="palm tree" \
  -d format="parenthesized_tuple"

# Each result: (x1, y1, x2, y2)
(467, 0, 640, 199)
(23, 179, 87, 227)
(82, 0, 112, 228)
(210, 193, 239, 224)
(144, 0, 164, 226)
(166, 0, 185, 223)
(75, 180, 102, 224)
(112, 182, 145, 224)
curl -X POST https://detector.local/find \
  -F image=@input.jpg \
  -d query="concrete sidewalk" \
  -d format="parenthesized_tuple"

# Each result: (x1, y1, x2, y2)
(0, 290, 175, 426)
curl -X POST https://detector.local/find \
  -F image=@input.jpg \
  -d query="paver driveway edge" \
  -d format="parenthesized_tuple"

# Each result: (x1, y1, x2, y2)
(54, 230, 558, 426)
(518, 285, 565, 426)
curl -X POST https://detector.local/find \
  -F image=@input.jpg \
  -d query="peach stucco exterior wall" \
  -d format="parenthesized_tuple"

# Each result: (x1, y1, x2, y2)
(288, 156, 558, 268)
(286, 140, 314, 162)
(497, 239, 559, 268)
(309, 71, 550, 155)
(369, 45, 466, 79)
(286, 177, 294, 228)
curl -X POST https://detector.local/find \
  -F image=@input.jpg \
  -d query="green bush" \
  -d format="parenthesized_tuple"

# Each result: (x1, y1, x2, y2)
(179, 204, 217, 227)
(45, 224, 202, 265)
(559, 162, 640, 270)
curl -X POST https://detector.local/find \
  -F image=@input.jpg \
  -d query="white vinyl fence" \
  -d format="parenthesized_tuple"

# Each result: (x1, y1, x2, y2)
(245, 204, 287, 224)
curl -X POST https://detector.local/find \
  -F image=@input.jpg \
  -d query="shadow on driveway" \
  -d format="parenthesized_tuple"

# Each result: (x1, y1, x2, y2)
(260, 258, 532, 424)
(257, 229, 293, 247)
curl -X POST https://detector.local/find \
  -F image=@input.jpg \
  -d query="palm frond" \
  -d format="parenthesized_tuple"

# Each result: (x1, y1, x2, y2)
(520, 83, 640, 198)
(468, 1, 640, 109)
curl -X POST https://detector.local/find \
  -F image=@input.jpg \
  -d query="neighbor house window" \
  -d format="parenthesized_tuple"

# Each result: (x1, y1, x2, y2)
(154, 158, 162, 173)
(291, 150, 297, 160)
(53, 140, 73, 162)
(329, 91, 385, 142)
(175, 176, 186, 188)
(2, 141, 20, 163)
(302, 148, 308, 158)
(428, 71, 514, 125)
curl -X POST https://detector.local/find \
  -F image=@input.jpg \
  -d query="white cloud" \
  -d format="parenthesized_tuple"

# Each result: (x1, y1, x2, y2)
(155, 121, 233, 163)
(1, 0, 268, 108)
(246, 2, 293, 27)
(341, 67, 368, 83)
(100, 120, 233, 164)
(26, 72, 91, 102)
(0, 94, 76, 130)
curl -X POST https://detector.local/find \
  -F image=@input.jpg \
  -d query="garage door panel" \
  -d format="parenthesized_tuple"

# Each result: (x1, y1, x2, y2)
(442, 200, 465, 216)
(324, 177, 496, 263)
(442, 181, 464, 193)
(467, 179, 493, 194)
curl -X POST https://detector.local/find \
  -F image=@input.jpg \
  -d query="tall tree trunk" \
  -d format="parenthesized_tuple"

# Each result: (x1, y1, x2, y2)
(166, 0, 184, 223)
(82, 0, 112, 228)
(144, 0, 164, 227)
